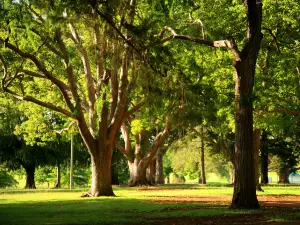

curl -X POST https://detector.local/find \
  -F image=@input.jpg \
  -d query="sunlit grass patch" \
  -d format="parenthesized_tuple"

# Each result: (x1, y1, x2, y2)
(1, 185, 300, 224)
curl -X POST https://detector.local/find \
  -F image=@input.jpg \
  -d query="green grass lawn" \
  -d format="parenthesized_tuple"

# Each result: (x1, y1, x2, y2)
(1, 185, 300, 224)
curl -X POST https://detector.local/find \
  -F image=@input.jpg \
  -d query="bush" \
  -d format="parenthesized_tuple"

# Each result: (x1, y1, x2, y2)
(0, 167, 18, 188)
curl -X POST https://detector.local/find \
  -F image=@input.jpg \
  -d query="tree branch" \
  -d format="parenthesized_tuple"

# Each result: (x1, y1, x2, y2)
(144, 118, 171, 163)
(20, 69, 48, 79)
(262, 27, 280, 53)
(3, 87, 75, 118)
(69, 23, 96, 133)
(155, 26, 241, 61)
(94, 21, 106, 96)
(109, 70, 118, 124)
(115, 142, 127, 155)
(54, 121, 77, 134)
(120, 123, 131, 154)
(123, 101, 144, 120)
(0, 38, 73, 111)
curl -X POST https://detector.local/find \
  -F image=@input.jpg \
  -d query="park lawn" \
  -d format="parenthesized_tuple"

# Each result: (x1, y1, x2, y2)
(1, 185, 300, 224)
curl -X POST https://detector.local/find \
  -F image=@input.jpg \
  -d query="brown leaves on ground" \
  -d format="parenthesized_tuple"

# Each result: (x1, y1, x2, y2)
(143, 195, 300, 225)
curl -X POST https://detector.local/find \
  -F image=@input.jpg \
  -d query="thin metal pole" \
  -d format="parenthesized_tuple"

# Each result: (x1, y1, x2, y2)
(70, 135, 74, 189)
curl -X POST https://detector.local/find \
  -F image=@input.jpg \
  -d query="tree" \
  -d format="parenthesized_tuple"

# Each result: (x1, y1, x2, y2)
(167, 132, 233, 183)
(155, 0, 262, 208)
(0, 0, 143, 196)
(117, 118, 171, 186)
(268, 137, 299, 184)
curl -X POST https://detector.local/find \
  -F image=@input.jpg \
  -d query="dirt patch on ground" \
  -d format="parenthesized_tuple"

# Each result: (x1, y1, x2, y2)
(144, 195, 300, 225)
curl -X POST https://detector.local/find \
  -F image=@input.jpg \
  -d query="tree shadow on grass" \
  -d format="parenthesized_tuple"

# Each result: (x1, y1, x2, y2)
(0, 197, 248, 225)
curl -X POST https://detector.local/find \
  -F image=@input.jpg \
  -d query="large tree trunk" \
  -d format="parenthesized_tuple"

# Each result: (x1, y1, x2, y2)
(231, 60, 260, 209)
(87, 144, 115, 196)
(199, 127, 206, 184)
(253, 129, 263, 191)
(278, 167, 290, 184)
(148, 159, 156, 185)
(120, 121, 171, 187)
(260, 130, 269, 184)
(24, 164, 36, 189)
(128, 161, 150, 186)
(127, 131, 151, 186)
(230, 0, 262, 209)
(54, 163, 61, 188)
(156, 147, 165, 185)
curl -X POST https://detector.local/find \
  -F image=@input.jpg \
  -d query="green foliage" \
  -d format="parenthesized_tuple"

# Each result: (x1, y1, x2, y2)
(0, 166, 18, 188)
(163, 151, 173, 177)
(35, 166, 56, 186)
(169, 172, 185, 184)
(268, 137, 299, 175)
(167, 131, 232, 182)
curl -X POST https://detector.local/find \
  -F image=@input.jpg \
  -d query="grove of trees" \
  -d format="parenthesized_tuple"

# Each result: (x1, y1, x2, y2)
(0, 0, 299, 210)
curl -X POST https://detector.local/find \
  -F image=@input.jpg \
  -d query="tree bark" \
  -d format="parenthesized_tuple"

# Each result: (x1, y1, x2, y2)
(231, 60, 260, 209)
(148, 159, 156, 185)
(54, 163, 61, 188)
(230, 0, 262, 209)
(253, 129, 263, 191)
(128, 161, 150, 186)
(199, 127, 206, 184)
(260, 130, 269, 184)
(89, 145, 114, 196)
(119, 120, 171, 187)
(278, 167, 290, 184)
(24, 164, 36, 189)
(156, 147, 165, 184)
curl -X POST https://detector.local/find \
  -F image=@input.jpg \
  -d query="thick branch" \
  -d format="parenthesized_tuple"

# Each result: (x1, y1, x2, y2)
(0, 38, 73, 111)
(21, 69, 48, 79)
(156, 26, 241, 61)
(120, 123, 131, 154)
(94, 21, 106, 95)
(110, 55, 128, 134)
(116, 142, 127, 155)
(109, 70, 118, 124)
(69, 23, 96, 133)
(54, 30, 96, 150)
(3, 87, 74, 118)
(144, 119, 172, 163)
(0, 54, 8, 87)
(54, 121, 77, 134)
